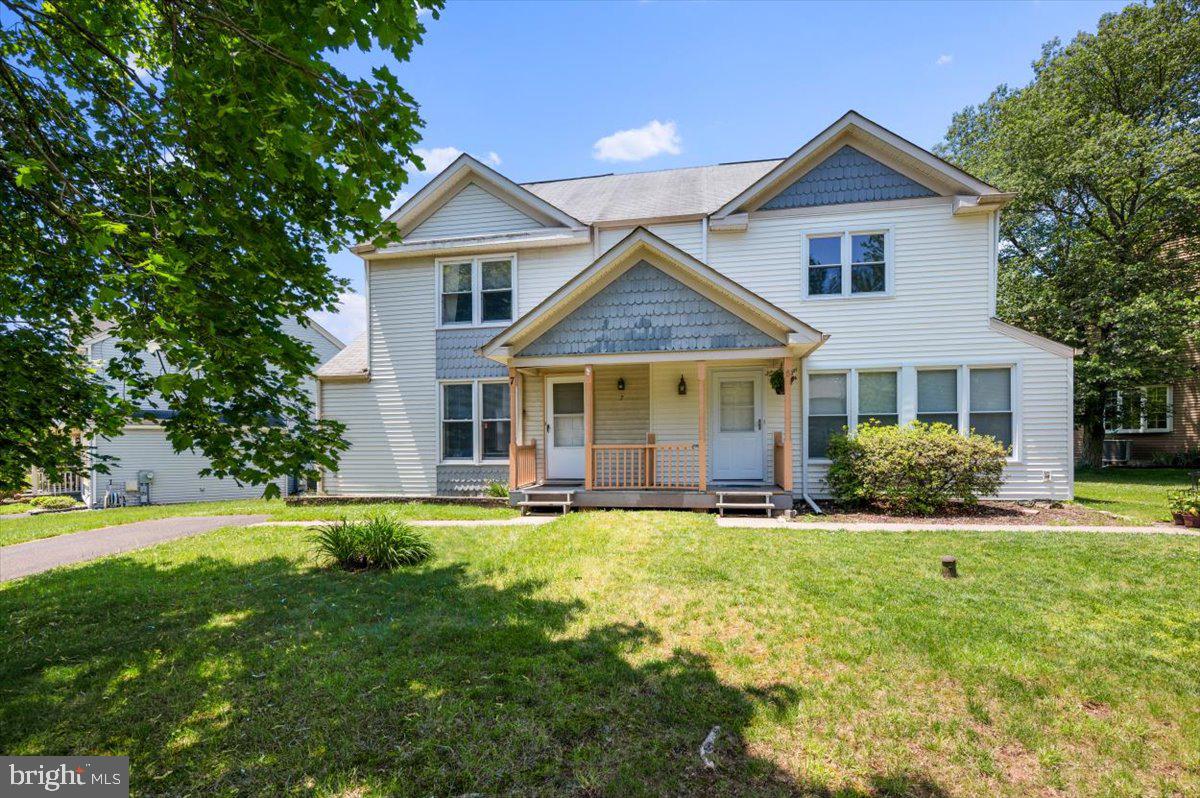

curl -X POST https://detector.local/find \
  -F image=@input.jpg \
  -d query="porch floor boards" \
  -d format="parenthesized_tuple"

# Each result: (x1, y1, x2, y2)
(515, 483, 792, 514)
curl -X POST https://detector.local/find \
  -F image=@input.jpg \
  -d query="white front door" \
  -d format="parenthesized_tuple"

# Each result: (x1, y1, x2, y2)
(545, 376, 586, 481)
(711, 371, 764, 481)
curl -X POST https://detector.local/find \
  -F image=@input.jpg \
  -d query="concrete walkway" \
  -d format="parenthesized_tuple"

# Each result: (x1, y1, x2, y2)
(251, 516, 557, 529)
(0, 514, 268, 582)
(716, 516, 1200, 536)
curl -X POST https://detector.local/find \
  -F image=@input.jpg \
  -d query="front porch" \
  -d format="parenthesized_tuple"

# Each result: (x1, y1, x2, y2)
(505, 358, 798, 514)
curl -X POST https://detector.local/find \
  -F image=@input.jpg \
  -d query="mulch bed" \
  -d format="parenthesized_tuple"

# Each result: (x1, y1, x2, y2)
(803, 500, 1142, 526)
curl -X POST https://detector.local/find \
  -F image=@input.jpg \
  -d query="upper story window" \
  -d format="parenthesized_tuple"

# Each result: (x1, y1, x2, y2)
(804, 231, 889, 298)
(438, 255, 515, 326)
(1106, 385, 1172, 434)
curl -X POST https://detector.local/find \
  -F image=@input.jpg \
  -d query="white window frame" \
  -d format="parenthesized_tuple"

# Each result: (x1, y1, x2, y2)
(435, 253, 517, 329)
(805, 362, 1021, 463)
(1108, 385, 1173, 434)
(916, 366, 963, 431)
(805, 370, 850, 460)
(437, 379, 511, 464)
(801, 228, 893, 300)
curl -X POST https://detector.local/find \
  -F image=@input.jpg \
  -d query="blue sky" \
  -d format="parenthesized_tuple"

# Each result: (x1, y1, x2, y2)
(315, 0, 1128, 343)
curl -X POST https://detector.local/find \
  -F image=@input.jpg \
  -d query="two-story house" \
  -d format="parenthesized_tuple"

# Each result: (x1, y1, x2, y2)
(317, 111, 1075, 513)
(79, 317, 343, 506)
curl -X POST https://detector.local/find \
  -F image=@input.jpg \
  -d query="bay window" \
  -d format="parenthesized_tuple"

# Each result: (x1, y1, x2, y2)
(441, 380, 511, 462)
(438, 255, 515, 326)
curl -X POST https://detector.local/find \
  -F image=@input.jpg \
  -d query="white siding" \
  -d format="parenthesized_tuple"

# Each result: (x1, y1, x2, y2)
(598, 221, 704, 260)
(704, 201, 1071, 500)
(410, 182, 544, 240)
(322, 259, 438, 495)
(516, 244, 593, 314)
(92, 427, 285, 504)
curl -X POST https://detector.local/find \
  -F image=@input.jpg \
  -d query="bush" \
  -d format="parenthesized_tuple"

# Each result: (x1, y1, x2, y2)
(311, 516, 432, 571)
(826, 421, 1008, 515)
(28, 495, 82, 510)
(485, 481, 509, 498)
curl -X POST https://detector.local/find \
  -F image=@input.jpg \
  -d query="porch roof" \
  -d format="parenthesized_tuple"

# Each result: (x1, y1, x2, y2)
(478, 227, 827, 366)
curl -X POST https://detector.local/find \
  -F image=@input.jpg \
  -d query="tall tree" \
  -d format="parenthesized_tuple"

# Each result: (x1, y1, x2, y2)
(938, 0, 1200, 466)
(0, 1, 440, 493)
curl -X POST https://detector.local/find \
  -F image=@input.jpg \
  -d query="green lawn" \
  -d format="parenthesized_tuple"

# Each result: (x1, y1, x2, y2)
(2, 513, 1196, 797)
(0, 498, 516, 548)
(1074, 467, 1196, 524)
(0, 502, 33, 516)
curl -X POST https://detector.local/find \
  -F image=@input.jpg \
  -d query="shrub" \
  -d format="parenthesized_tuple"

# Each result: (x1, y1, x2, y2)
(1169, 489, 1200, 517)
(311, 516, 432, 571)
(485, 481, 509, 498)
(28, 495, 82, 510)
(826, 421, 1008, 515)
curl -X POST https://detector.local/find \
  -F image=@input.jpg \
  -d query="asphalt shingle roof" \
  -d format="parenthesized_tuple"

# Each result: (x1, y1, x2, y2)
(316, 333, 367, 378)
(521, 159, 783, 225)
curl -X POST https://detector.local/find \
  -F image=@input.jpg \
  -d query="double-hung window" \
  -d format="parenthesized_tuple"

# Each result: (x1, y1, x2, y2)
(969, 367, 1014, 450)
(439, 255, 515, 326)
(805, 231, 889, 297)
(808, 372, 848, 459)
(1106, 385, 1173, 433)
(441, 381, 511, 462)
(917, 369, 959, 429)
(857, 371, 899, 427)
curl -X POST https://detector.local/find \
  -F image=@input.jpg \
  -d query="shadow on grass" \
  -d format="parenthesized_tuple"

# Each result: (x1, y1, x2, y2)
(1, 554, 949, 797)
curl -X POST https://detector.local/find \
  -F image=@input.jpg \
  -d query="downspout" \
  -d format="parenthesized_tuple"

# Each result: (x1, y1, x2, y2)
(700, 216, 709, 261)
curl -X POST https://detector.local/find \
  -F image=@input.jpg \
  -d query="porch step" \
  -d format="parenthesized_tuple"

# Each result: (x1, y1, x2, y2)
(715, 491, 775, 518)
(519, 488, 575, 515)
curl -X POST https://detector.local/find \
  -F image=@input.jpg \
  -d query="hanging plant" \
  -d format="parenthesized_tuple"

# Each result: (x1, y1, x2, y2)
(769, 368, 786, 395)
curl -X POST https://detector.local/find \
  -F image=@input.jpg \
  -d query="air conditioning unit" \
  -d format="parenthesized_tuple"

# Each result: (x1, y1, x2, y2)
(1102, 439, 1131, 466)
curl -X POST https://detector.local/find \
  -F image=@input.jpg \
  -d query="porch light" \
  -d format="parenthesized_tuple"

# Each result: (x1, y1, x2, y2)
(617, 377, 626, 395)
(677, 375, 687, 396)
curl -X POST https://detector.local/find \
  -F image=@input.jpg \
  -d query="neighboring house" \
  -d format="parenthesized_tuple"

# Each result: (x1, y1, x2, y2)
(1098, 345, 1200, 465)
(80, 318, 344, 506)
(318, 111, 1076, 511)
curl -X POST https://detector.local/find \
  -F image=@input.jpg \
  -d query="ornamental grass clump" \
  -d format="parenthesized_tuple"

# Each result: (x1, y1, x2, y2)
(826, 420, 1008, 515)
(311, 516, 432, 571)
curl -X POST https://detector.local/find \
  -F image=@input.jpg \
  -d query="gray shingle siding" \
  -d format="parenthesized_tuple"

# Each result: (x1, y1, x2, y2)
(517, 260, 779, 357)
(436, 327, 509, 379)
(760, 145, 937, 210)
(436, 464, 509, 495)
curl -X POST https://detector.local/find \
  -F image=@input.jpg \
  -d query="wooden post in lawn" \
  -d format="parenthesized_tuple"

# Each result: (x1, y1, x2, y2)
(508, 366, 518, 489)
(584, 364, 594, 490)
(782, 356, 794, 492)
(697, 362, 707, 493)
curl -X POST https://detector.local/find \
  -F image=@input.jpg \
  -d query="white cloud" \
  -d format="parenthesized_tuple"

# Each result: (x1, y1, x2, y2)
(593, 120, 682, 162)
(485, 151, 502, 166)
(416, 5, 433, 17)
(412, 146, 463, 175)
(311, 291, 367, 345)
(936, 54, 953, 66)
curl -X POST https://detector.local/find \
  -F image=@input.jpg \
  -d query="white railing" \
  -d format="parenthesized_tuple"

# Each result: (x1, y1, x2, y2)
(28, 469, 83, 496)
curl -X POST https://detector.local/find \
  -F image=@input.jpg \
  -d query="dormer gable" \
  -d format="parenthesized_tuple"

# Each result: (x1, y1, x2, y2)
(712, 111, 1011, 225)
(386, 154, 584, 243)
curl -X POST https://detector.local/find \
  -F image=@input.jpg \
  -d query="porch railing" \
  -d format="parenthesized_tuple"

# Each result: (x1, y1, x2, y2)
(513, 442, 537, 489)
(28, 468, 83, 496)
(590, 435, 699, 490)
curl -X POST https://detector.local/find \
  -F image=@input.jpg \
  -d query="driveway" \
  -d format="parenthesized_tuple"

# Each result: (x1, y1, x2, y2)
(0, 515, 267, 582)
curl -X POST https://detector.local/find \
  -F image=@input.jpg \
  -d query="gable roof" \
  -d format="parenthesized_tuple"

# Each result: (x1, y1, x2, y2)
(383, 153, 585, 239)
(522, 159, 782, 225)
(479, 227, 826, 362)
(713, 111, 1007, 219)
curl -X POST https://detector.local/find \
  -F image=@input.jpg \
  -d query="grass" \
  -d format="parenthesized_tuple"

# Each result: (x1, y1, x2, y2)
(2, 512, 1197, 796)
(0, 498, 516, 548)
(0, 502, 33, 516)
(1074, 467, 1196, 524)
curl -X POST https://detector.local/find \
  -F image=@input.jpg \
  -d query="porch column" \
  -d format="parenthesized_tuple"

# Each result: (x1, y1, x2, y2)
(782, 356, 794, 492)
(584, 364, 594, 490)
(508, 366, 518, 489)
(697, 361, 707, 492)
